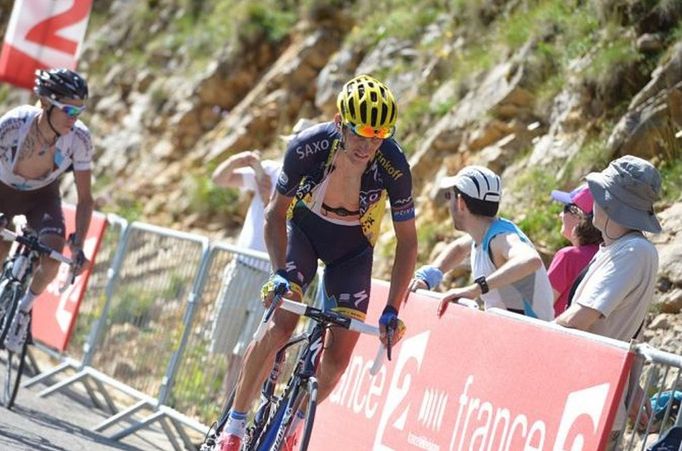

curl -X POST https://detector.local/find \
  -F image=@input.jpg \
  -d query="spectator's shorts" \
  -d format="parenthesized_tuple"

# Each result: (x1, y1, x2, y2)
(209, 257, 270, 355)
(0, 180, 64, 237)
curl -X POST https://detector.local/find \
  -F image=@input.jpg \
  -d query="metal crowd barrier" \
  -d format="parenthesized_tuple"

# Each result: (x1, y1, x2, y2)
(24, 216, 324, 450)
(166, 243, 270, 427)
(23, 213, 129, 405)
(35, 221, 211, 450)
(621, 343, 682, 451)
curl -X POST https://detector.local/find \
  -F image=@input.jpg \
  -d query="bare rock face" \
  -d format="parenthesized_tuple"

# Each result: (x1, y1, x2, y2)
(199, 26, 344, 164)
(607, 41, 682, 159)
(653, 203, 682, 314)
(315, 48, 360, 117)
(410, 41, 540, 187)
(657, 289, 682, 314)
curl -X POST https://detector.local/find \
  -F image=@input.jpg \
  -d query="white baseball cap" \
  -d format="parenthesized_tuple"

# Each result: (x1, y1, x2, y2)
(441, 166, 502, 203)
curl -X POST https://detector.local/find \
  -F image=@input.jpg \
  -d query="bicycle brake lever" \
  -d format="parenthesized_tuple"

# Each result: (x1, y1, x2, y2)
(58, 265, 78, 294)
(386, 318, 397, 361)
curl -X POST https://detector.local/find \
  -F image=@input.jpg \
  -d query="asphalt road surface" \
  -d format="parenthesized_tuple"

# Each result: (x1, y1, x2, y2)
(0, 352, 201, 450)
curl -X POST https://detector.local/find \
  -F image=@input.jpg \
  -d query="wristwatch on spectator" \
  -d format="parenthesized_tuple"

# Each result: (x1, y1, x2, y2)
(474, 276, 489, 294)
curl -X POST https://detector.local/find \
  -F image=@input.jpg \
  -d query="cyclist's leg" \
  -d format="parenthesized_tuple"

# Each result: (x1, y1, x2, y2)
(24, 181, 65, 302)
(0, 236, 10, 262)
(315, 246, 372, 403)
(230, 219, 318, 413)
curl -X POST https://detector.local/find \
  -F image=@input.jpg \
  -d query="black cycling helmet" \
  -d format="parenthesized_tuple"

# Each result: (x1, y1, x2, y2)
(34, 68, 88, 101)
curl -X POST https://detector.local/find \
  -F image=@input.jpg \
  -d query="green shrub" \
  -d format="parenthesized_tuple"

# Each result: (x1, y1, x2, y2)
(348, 0, 442, 46)
(660, 159, 682, 204)
(186, 174, 241, 218)
(109, 287, 157, 326)
(234, 2, 297, 44)
(504, 167, 567, 251)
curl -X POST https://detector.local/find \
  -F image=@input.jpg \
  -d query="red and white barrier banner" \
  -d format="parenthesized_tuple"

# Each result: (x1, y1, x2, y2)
(32, 204, 107, 352)
(310, 280, 634, 451)
(0, 0, 92, 90)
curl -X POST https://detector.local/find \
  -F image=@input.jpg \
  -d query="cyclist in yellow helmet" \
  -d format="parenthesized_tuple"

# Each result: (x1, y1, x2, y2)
(215, 74, 416, 451)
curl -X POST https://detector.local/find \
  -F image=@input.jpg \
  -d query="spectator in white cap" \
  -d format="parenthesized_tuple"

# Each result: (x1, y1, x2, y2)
(410, 165, 554, 321)
(554, 155, 661, 450)
(548, 184, 602, 316)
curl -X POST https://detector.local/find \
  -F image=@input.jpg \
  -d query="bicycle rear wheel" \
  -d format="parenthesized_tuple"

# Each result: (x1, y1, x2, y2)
(0, 333, 28, 409)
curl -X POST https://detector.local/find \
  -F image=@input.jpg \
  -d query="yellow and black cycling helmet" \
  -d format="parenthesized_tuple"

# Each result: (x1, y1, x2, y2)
(337, 75, 397, 138)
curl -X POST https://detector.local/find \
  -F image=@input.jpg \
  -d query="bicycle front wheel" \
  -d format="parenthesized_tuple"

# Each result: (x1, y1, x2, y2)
(295, 377, 318, 451)
(0, 335, 28, 409)
(0, 279, 19, 342)
(257, 376, 318, 451)
(0, 281, 25, 409)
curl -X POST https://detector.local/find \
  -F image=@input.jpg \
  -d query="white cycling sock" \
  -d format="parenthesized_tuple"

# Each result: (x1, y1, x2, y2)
(18, 289, 38, 313)
(224, 410, 247, 438)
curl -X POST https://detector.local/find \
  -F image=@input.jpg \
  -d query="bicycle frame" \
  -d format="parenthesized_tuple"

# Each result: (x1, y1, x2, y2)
(251, 321, 325, 450)
(0, 228, 74, 409)
(203, 298, 383, 451)
(2, 236, 41, 288)
(0, 230, 44, 335)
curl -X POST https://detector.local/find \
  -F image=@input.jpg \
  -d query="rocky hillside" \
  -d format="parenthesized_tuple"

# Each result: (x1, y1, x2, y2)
(0, 0, 681, 349)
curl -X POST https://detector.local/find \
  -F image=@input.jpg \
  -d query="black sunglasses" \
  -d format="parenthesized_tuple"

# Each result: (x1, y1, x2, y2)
(444, 188, 460, 201)
(563, 203, 590, 217)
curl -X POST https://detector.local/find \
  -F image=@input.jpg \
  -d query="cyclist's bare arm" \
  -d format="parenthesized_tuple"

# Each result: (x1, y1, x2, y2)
(388, 218, 417, 311)
(73, 169, 94, 248)
(264, 191, 293, 273)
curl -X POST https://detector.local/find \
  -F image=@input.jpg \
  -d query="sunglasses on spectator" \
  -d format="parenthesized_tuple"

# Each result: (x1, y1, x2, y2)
(563, 203, 584, 216)
(345, 121, 395, 140)
(47, 97, 86, 117)
(444, 189, 459, 201)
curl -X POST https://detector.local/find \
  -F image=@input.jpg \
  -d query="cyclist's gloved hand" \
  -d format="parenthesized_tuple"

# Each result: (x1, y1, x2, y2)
(261, 269, 290, 307)
(67, 233, 89, 276)
(379, 305, 406, 348)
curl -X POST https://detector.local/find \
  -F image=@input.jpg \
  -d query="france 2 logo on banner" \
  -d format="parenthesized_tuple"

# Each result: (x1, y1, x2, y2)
(0, 0, 93, 89)
(373, 331, 431, 450)
(553, 383, 611, 451)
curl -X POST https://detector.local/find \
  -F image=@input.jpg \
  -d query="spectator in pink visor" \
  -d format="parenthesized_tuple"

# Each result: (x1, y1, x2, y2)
(548, 185, 602, 316)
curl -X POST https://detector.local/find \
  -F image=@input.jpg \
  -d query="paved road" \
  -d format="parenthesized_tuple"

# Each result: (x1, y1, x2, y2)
(0, 354, 204, 450)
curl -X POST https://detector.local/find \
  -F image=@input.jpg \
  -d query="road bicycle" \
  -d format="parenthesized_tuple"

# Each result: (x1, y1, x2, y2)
(0, 226, 76, 409)
(201, 296, 394, 451)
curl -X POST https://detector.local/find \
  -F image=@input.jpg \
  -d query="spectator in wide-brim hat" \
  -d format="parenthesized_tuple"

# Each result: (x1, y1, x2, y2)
(555, 154, 661, 450)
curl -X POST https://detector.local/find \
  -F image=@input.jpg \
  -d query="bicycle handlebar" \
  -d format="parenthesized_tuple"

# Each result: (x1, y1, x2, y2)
(254, 296, 388, 376)
(1, 228, 78, 291)
(255, 298, 380, 339)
